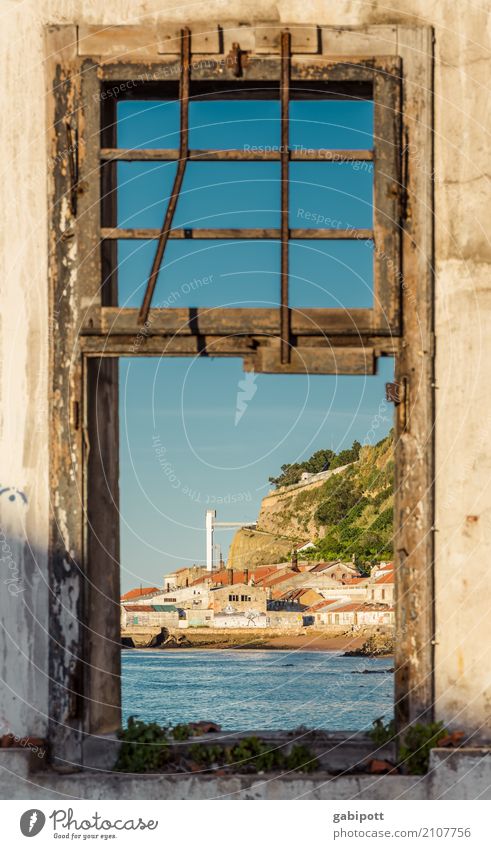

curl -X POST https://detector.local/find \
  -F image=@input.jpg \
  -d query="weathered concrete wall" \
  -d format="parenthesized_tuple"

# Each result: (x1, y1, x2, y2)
(2, 747, 491, 800)
(0, 1, 51, 739)
(0, 0, 490, 794)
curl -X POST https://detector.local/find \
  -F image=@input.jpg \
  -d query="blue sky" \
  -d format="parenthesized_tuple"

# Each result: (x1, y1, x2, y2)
(115, 96, 393, 591)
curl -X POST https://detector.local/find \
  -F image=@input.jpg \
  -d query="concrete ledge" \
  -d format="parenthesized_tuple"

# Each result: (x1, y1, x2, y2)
(2, 748, 491, 799)
(428, 748, 491, 800)
(0, 762, 424, 800)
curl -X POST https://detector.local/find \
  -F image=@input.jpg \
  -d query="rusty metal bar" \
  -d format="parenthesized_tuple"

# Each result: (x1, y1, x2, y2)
(280, 30, 291, 364)
(138, 28, 191, 325)
(101, 227, 374, 241)
(101, 148, 374, 162)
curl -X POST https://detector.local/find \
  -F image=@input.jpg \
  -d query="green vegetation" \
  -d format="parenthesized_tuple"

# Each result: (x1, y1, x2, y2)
(191, 737, 319, 774)
(368, 717, 448, 775)
(229, 431, 394, 569)
(315, 472, 362, 526)
(115, 716, 169, 773)
(268, 441, 361, 488)
(115, 720, 318, 774)
(115, 717, 450, 777)
(369, 716, 396, 746)
(171, 723, 192, 741)
(305, 432, 393, 567)
(398, 722, 448, 775)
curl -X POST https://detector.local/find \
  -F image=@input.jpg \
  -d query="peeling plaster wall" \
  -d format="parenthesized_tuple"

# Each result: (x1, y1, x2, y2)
(0, 1, 51, 737)
(0, 0, 490, 746)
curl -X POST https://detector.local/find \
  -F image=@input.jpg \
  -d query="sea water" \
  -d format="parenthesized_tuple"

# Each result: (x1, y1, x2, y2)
(121, 649, 393, 731)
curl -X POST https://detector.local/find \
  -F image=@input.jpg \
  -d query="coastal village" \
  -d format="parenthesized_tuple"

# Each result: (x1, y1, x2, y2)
(121, 558, 394, 644)
(121, 439, 395, 646)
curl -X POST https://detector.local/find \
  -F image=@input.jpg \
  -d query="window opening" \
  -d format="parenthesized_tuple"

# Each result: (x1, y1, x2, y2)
(120, 356, 395, 731)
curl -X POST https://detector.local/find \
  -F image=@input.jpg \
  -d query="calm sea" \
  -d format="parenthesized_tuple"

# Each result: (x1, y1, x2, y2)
(121, 649, 394, 731)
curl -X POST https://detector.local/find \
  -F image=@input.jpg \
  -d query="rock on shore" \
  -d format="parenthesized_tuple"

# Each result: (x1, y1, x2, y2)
(343, 633, 394, 657)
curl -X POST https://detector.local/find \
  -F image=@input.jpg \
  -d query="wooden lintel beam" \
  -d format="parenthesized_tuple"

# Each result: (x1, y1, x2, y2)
(247, 345, 375, 375)
(85, 306, 385, 337)
(101, 227, 374, 241)
(80, 335, 255, 356)
(100, 148, 374, 162)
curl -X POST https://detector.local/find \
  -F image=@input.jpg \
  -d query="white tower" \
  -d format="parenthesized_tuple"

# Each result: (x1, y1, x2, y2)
(205, 509, 257, 571)
(205, 509, 216, 572)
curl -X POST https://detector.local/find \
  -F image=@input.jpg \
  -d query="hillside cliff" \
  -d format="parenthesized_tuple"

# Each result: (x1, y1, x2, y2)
(227, 433, 393, 570)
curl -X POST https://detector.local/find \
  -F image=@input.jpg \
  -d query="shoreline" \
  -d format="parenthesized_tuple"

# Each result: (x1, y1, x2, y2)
(122, 630, 393, 655)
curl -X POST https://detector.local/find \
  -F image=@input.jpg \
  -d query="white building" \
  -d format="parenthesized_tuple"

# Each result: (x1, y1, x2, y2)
(214, 611, 268, 629)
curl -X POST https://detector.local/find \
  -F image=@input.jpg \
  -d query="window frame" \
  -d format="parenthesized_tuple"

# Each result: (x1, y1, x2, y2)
(96, 68, 400, 327)
(47, 23, 434, 768)
(81, 53, 402, 372)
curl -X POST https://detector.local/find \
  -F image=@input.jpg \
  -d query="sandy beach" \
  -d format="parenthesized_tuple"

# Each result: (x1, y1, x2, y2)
(252, 632, 369, 652)
(123, 628, 391, 654)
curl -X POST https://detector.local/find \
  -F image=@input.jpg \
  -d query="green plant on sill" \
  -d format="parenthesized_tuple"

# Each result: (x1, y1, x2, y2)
(191, 736, 319, 774)
(115, 722, 319, 775)
(228, 736, 284, 772)
(285, 744, 319, 773)
(368, 717, 448, 775)
(171, 723, 192, 741)
(398, 721, 447, 776)
(115, 716, 169, 773)
(188, 742, 226, 767)
(369, 716, 396, 746)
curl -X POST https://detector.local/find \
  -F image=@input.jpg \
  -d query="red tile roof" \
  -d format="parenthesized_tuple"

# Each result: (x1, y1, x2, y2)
(326, 602, 366, 612)
(375, 572, 394, 584)
(123, 604, 154, 612)
(251, 566, 281, 581)
(309, 561, 341, 573)
(121, 587, 160, 601)
(307, 599, 341, 612)
(190, 566, 280, 588)
(329, 601, 394, 613)
(256, 570, 297, 588)
(190, 575, 212, 586)
(286, 588, 308, 600)
(271, 588, 290, 601)
(272, 586, 323, 602)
